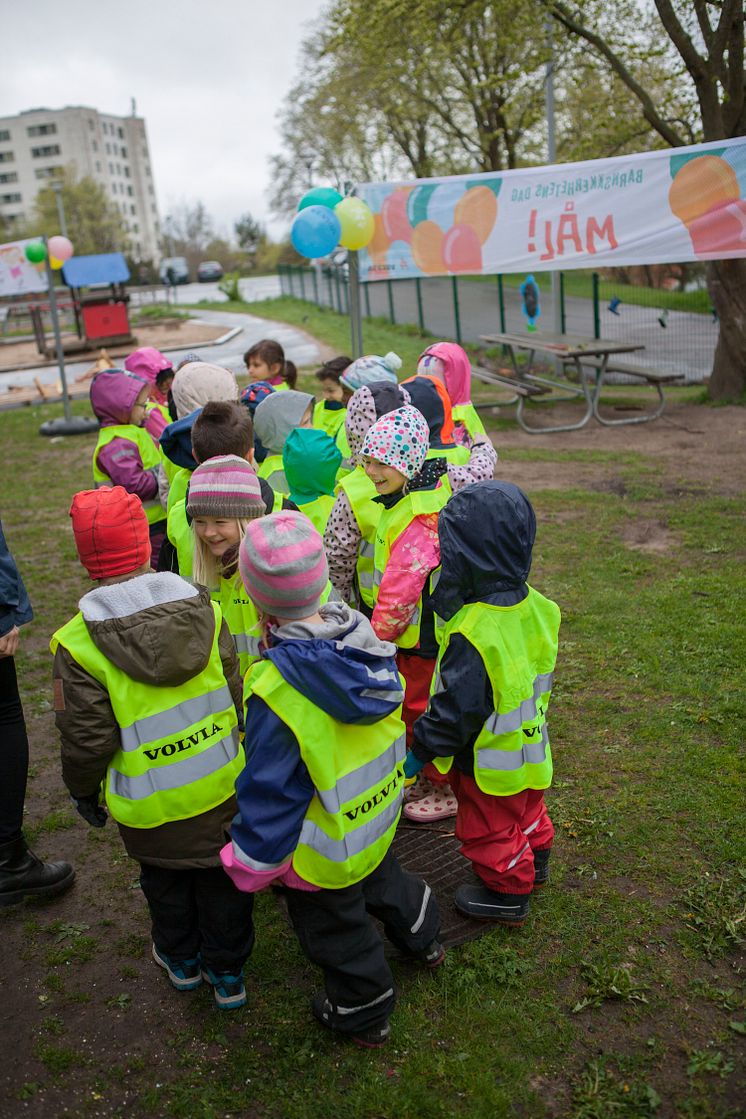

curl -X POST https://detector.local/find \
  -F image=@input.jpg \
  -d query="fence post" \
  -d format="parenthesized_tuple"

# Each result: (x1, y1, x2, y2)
(312, 267, 318, 305)
(497, 274, 506, 332)
(592, 272, 600, 339)
(327, 270, 334, 308)
(559, 272, 566, 334)
(387, 280, 395, 324)
(451, 277, 462, 344)
(364, 282, 371, 318)
(335, 268, 343, 313)
(278, 264, 285, 295)
(415, 278, 425, 332)
(299, 268, 306, 301)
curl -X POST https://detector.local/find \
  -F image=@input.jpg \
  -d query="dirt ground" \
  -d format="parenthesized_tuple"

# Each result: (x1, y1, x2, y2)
(0, 319, 229, 374)
(1, 398, 743, 1118)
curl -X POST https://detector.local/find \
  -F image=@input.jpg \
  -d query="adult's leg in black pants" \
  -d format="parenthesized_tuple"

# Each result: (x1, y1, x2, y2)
(284, 883, 396, 1035)
(0, 657, 74, 907)
(362, 850, 441, 957)
(194, 866, 255, 975)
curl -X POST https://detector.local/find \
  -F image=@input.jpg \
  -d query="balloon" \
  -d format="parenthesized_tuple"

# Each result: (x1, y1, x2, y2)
(334, 197, 375, 251)
(406, 184, 438, 229)
(24, 241, 47, 264)
(290, 205, 341, 259)
(49, 256, 64, 270)
(443, 223, 482, 273)
(688, 199, 746, 256)
(367, 213, 390, 265)
(387, 239, 415, 275)
(411, 221, 445, 274)
(427, 183, 463, 233)
(47, 235, 74, 263)
(454, 185, 498, 244)
(298, 186, 343, 212)
(381, 189, 413, 243)
(668, 157, 738, 226)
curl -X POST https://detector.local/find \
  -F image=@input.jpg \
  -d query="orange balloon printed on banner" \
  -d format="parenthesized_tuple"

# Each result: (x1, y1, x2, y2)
(411, 221, 445, 274)
(368, 212, 390, 265)
(454, 186, 498, 244)
(382, 189, 413, 244)
(669, 156, 739, 226)
(443, 223, 482, 273)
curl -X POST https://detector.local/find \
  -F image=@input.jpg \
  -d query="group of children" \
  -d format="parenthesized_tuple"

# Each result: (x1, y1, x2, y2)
(53, 336, 560, 1047)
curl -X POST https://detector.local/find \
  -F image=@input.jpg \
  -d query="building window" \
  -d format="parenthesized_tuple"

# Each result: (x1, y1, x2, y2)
(0, 171, 18, 184)
(132, 223, 139, 234)
(123, 166, 130, 178)
(118, 127, 124, 139)
(0, 130, 10, 142)
(105, 142, 111, 154)
(96, 161, 101, 172)
(34, 166, 63, 180)
(0, 151, 15, 163)
(27, 123, 57, 137)
(108, 162, 114, 175)
(89, 119, 95, 131)
(91, 140, 98, 152)
(127, 185, 133, 196)
(121, 146, 127, 158)
(116, 163, 121, 175)
(31, 144, 61, 158)
(0, 193, 22, 204)
(130, 204, 136, 215)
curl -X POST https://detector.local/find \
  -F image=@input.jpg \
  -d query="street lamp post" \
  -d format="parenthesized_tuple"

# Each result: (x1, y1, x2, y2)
(51, 182, 68, 238)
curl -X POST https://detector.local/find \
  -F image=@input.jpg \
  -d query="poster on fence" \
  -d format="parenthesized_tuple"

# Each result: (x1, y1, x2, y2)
(357, 137, 746, 282)
(0, 238, 47, 297)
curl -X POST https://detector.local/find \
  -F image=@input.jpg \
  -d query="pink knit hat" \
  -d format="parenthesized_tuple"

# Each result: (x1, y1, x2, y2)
(360, 405, 430, 480)
(239, 511, 328, 620)
(186, 455, 266, 519)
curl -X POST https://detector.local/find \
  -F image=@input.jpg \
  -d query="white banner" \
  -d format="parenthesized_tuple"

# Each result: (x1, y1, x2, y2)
(0, 238, 47, 297)
(357, 137, 746, 281)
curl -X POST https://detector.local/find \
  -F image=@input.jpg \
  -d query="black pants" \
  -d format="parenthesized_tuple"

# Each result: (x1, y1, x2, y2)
(284, 849, 440, 1034)
(0, 657, 29, 845)
(139, 863, 255, 975)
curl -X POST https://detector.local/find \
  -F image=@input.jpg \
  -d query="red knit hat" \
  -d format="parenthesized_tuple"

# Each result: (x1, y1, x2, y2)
(70, 487, 151, 580)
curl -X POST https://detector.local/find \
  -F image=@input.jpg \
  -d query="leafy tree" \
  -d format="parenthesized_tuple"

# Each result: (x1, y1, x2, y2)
(234, 213, 265, 258)
(29, 166, 127, 254)
(161, 201, 214, 273)
(543, 0, 746, 399)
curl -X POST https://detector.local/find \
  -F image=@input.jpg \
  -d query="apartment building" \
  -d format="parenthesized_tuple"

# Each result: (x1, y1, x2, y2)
(0, 104, 160, 262)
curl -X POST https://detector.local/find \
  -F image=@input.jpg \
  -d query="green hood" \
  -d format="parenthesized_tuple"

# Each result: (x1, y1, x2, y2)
(282, 428, 342, 504)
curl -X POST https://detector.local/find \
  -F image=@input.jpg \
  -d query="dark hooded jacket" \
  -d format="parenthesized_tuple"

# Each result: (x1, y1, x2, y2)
(412, 481, 538, 774)
(54, 573, 243, 868)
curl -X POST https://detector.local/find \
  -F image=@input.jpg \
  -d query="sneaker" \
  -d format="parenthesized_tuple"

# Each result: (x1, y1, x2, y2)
(533, 848, 551, 889)
(454, 884, 530, 926)
(411, 938, 446, 969)
(201, 965, 247, 1010)
(152, 943, 202, 990)
(311, 992, 391, 1049)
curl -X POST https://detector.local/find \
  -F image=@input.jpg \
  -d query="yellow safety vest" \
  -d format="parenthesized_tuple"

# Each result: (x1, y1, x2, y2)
(245, 658, 406, 888)
(313, 400, 346, 439)
(430, 594, 560, 795)
(167, 466, 191, 515)
(295, 494, 336, 536)
(257, 455, 288, 496)
(51, 602, 242, 828)
(216, 574, 263, 677)
(92, 425, 163, 526)
(372, 480, 451, 649)
(426, 444, 470, 465)
(337, 467, 381, 609)
(335, 425, 353, 482)
(166, 498, 193, 578)
(452, 403, 486, 440)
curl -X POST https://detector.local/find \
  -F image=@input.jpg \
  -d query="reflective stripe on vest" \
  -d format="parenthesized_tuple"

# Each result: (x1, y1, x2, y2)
(245, 658, 406, 888)
(430, 595, 559, 795)
(257, 455, 288, 496)
(50, 601, 242, 828)
(92, 424, 164, 525)
(218, 576, 263, 677)
(371, 481, 450, 649)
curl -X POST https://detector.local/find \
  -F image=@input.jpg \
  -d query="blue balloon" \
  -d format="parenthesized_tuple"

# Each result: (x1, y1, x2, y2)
(291, 205, 341, 259)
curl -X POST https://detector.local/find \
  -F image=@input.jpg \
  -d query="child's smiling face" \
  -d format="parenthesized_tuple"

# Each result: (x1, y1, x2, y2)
(363, 456, 406, 495)
(193, 517, 242, 557)
(319, 378, 345, 403)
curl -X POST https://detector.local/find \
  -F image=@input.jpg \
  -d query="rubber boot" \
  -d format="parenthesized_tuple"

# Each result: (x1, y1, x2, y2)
(0, 835, 75, 908)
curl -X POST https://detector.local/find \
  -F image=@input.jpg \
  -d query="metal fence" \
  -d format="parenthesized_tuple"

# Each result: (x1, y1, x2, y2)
(278, 264, 717, 383)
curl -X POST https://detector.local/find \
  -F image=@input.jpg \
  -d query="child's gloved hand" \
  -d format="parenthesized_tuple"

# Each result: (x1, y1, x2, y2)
(71, 794, 108, 828)
(403, 752, 426, 780)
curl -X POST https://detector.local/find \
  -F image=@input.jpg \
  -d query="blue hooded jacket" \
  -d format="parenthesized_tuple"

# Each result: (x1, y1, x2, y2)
(0, 520, 33, 637)
(230, 603, 403, 871)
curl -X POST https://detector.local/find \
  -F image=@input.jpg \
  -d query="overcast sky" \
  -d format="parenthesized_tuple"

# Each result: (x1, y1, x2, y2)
(0, 0, 327, 240)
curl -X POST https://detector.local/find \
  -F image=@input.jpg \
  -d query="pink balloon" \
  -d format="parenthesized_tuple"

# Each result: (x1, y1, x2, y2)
(381, 190, 413, 244)
(442, 223, 482, 273)
(47, 235, 74, 263)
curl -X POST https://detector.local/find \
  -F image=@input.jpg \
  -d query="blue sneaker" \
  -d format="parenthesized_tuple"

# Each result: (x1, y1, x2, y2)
(152, 943, 202, 990)
(201, 965, 247, 1010)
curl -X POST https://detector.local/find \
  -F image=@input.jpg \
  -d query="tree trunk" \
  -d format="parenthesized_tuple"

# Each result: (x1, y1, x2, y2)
(706, 258, 746, 400)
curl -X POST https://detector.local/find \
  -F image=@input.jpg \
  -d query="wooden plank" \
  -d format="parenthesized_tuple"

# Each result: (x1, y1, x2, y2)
(472, 366, 548, 397)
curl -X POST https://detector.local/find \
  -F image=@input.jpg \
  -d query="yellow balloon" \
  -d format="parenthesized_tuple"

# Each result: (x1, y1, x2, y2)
(335, 197, 375, 251)
(49, 255, 64, 270)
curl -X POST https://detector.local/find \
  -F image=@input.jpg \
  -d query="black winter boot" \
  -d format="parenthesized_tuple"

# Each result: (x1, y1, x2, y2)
(0, 836, 75, 908)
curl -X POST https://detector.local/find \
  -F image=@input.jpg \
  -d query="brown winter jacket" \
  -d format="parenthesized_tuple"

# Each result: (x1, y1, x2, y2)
(53, 573, 243, 869)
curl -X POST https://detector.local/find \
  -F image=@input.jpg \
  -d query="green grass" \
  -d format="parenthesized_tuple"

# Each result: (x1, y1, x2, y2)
(1, 314, 744, 1117)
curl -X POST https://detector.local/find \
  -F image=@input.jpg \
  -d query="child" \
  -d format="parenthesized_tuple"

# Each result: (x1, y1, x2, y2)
(340, 351, 401, 393)
(244, 339, 297, 389)
(221, 511, 443, 1047)
(52, 487, 254, 1007)
(90, 368, 166, 566)
(282, 428, 341, 534)
(313, 355, 352, 438)
(408, 481, 560, 926)
(325, 381, 412, 611)
(416, 342, 486, 444)
(240, 380, 275, 464)
(252, 390, 315, 495)
(124, 347, 174, 438)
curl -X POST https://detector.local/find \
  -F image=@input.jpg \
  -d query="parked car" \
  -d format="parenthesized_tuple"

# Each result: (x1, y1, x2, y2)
(197, 260, 224, 282)
(159, 257, 190, 285)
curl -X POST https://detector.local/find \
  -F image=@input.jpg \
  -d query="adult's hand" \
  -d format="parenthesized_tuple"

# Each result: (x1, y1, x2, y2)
(0, 625, 19, 658)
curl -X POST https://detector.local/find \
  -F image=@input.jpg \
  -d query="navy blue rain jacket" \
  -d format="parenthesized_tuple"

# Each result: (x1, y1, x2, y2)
(0, 520, 33, 637)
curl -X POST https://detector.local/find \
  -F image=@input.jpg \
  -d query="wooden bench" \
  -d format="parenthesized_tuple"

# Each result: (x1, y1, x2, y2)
(472, 365, 550, 405)
(559, 355, 686, 425)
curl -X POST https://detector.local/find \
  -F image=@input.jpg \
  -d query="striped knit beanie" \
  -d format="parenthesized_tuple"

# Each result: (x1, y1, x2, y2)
(360, 405, 430, 480)
(186, 455, 266, 519)
(239, 511, 328, 620)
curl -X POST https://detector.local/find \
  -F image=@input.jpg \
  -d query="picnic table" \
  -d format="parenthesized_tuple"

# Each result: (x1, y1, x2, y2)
(478, 331, 683, 434)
